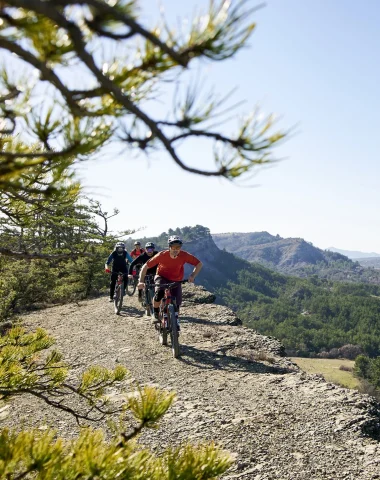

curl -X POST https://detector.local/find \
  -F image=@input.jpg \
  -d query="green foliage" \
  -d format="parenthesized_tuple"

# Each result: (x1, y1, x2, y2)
(165, 443, 233, 480)
(0, 426, 232, 479)
(152, 226, 380, 357)
(0, 327, 232, 478)
(0, 0, 286, 197)
(0, 180, 127, 320)
(128, 386, 176, 428)
(354, 354, 380, 395)
(354, 355, 372, 379)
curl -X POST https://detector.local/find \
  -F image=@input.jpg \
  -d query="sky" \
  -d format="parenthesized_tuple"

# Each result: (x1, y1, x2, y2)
(77, 0, 380, 253)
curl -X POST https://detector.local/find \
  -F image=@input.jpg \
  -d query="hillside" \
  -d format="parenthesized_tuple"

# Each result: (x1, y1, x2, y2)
(129, 227, 380, 357)
(3, 288, 380, 479)
(212, 231, 380, 285)
(357, 257, 380, 269)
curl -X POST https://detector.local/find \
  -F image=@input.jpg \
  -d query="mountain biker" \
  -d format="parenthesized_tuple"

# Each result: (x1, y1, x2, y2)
(128, 242, 159, 302)
(130, 241, 145, 260)
(138, 235, 203, 324)
(105, 241, 133, 302)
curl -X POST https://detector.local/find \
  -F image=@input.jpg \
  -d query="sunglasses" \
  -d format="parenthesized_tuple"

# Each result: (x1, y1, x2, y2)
(146, 248, 154, 253)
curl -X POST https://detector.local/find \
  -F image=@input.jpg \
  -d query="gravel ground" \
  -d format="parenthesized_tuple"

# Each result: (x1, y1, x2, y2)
(2, 284, 380, 480)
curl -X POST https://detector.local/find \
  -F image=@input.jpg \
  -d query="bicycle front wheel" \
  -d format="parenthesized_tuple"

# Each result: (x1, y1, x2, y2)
(145, 289, 151, 316)
(168, 304, 180, 358)
(114, 285, 123, 314)
(158, 306, 167, 346)
(126, 276, 136, 296)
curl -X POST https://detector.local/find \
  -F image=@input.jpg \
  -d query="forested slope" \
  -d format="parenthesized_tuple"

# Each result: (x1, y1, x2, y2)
(131, 226, 380, 357)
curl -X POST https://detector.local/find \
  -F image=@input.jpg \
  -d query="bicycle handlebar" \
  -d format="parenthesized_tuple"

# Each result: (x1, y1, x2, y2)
(154, 279, 189, 289)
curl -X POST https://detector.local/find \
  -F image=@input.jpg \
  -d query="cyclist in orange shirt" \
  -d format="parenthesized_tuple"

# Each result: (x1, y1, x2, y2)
(138, 235, 203, 322)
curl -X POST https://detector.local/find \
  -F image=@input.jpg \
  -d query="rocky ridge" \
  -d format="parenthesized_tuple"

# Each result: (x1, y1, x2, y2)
(212, 232, 380, 285)
(1, 284, 380, 479)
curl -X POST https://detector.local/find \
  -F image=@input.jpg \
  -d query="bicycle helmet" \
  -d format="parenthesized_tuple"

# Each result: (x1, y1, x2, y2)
(115, 241, 125, 256)
(145, 242, 155, 249)
(134, 241, 141, 246)
(168, 235, 183, 246)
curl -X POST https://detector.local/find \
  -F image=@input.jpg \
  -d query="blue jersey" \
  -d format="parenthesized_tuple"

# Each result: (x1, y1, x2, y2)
(106, 250, 133, 273)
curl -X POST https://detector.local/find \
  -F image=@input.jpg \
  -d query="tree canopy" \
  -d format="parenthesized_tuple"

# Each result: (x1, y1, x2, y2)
(0, 0, 286, 201)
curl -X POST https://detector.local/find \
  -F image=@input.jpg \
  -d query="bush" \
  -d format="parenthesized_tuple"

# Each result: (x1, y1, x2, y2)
(338, 344, 363, 360)
(354, 354, 371, 379)
(339, 365, 353, 372)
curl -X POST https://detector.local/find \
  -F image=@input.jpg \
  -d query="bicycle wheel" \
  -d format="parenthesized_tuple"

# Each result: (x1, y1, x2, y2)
(115, 285, 123, 314)
(168, 304, 180, 358)
(158, 307, 167, 346)
(126, 276, 136, 296)
(145, 289, 151, 316)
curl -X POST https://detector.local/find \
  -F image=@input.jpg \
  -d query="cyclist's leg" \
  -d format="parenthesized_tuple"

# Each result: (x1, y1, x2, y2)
(172, 284, 182, 330)
(153, 275, 167, 321)
(123, 273, 128, 292)
(110, 273, 117, 300)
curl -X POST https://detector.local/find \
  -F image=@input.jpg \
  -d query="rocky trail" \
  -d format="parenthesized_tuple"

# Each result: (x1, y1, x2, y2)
(2, 285, 380, 479)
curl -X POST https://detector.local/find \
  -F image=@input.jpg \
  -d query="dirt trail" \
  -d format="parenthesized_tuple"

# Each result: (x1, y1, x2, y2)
(2, 287, 380, 480)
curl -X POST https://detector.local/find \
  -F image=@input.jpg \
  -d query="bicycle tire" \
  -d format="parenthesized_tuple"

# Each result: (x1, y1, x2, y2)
(126, 276, 136, 296)
(114, 286, 120, 314)
(159, 307, 167, 346)
(145, 289, 151, 316)
(168, 304, 180, 358)
(147, 286, 155, 317)
(115, 285, 123, 314)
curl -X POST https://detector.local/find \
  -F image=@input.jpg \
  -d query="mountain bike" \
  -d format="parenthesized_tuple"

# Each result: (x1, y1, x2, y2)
(155, 280, 187, 359)
(141, 274, 155, 317)
(126, 264, 141, 296)
(113, 272, 126, 315)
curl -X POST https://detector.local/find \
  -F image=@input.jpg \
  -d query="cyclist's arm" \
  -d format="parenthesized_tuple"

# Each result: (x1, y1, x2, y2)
(128, 256, 139, 274)
(105, 253, 113, 268)
(188, 261, 203, 282)
(125, 251, 133, 263)
(138, 263, 149, 284)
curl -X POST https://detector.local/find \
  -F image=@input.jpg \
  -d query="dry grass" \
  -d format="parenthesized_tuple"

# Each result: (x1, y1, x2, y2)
(235, 348, 276, 364)
(290, 357, 359, 389)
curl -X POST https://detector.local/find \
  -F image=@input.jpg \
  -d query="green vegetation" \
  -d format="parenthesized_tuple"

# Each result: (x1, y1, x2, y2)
(221, 264, 380, 357)
(0, 188, 124, 320)
(290, 358, 359, 389)
(0, 327, 232, 479)
(133, 225, 380, 358)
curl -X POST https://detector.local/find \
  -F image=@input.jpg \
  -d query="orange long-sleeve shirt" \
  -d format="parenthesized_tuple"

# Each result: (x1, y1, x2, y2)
(146, 250, 200, 281)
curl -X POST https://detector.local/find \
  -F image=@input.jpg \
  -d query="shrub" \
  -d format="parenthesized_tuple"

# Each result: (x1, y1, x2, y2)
(339, 365, 353, 372)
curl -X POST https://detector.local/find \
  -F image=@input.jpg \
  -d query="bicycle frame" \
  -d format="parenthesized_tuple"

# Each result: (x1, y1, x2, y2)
(155, 280, 187, 358)
(142, 274, 155, 316)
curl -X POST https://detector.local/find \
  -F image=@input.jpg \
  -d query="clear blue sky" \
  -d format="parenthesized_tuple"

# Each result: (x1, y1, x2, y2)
(78, 0, 380, 252)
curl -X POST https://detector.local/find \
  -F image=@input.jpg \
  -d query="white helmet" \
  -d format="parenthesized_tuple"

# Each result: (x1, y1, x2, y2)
(168, 235, 183, 246)
(115, 241, 125, 255)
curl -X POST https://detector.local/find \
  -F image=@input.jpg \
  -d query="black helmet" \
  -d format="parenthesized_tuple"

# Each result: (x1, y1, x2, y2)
(145, 242, 155, 249)
(168, 235, 183, 246)
(134, 241, 141, 246)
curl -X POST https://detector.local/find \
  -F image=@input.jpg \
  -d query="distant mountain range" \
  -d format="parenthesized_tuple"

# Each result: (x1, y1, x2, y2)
(327, 247, 380, 259)
(212, 231, 380, 284)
